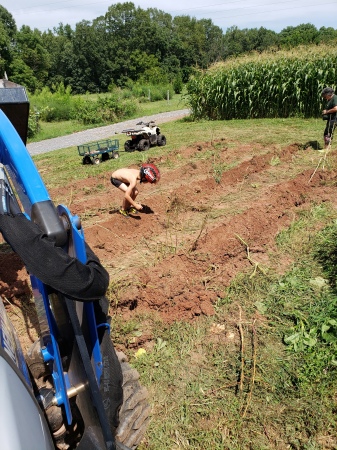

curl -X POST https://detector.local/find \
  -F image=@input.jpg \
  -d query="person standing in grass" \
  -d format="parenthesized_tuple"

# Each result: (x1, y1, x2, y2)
(321, 87, 337, 148)
(110, 163, 160, 217)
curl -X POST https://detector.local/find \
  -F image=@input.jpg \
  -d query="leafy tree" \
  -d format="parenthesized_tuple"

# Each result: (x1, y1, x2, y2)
(223, 26, 279, 58)
(138, 65, 169, 85)
(0, 6, 16, 74)
(11, 26, 50, 90)
(161, 54, 182, 82)
(99, 3, 137, 86)
(71, 20, 103, 93)
(317, 26, 337, 44)
(198, 18, 224, 65)
(0, 5, 16, 39)
(173, 71, 183, 93)
(172, 16, 205, 67)
(9, 57, 37, 91)
(0, 21, 11, 74)
(5, 1, 336, 95)
(245, 27, 279, 52)
(41, 27, 73, 89)
(128, 50, 163, 81)
(146, 8, 174, 59)
(279, 23, 319, 48)
(223, 26, 247, 58)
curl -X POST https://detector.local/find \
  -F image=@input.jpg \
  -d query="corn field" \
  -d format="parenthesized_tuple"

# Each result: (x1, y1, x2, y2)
(186, 45, 337, 120)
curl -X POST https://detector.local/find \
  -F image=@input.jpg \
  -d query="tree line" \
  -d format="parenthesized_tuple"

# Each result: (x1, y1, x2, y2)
(0, 2, 336, 94)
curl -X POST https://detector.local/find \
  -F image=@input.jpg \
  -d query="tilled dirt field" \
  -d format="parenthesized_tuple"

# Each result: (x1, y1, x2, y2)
(1, 138, 337, 350)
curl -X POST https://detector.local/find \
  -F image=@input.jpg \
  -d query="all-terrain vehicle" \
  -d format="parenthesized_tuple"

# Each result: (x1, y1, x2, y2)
(0, 80, 150, 450)
(122, 120, 166, 152)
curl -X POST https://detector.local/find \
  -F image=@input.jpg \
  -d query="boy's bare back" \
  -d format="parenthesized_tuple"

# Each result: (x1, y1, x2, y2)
(111, 168, 140, 186)
(111, 164, 160, 215)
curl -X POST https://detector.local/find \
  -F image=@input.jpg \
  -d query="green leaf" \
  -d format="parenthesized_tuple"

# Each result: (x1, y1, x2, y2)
(254, 301, 267, 314)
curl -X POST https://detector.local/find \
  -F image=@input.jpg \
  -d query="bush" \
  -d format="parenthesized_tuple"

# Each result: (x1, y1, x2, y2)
(27, 108, 40, 138)
(30, 83, 73, 122)
(71, 94, 138, 125)
(173, 74, 183, 94)
(129, 83, 174, 102)
(30, 84, 139, 126)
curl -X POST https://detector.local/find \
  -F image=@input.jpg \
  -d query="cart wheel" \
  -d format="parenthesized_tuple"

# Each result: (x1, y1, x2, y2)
(82, 156, 92, 165)
(101, 152, 110, 162)
(93, 157, 100, 165)
(111, 152, 119, 159)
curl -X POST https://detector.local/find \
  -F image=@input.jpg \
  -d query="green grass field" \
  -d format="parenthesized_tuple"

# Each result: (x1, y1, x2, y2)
(33, 115, 323, 190)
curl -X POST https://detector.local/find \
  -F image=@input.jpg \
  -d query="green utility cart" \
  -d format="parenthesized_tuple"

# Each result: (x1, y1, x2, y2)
(77, 139, 119, 165)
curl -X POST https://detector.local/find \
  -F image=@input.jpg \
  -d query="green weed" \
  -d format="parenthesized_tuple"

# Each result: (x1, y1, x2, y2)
(270, 155, 281, 166)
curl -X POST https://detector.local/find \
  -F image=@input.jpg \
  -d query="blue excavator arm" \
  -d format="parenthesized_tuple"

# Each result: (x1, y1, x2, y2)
(0, 106, 120, 450)
(0, 109, 67, 246)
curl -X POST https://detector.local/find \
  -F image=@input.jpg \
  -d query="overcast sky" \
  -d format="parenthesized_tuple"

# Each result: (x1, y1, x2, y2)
(2, 0, 336, 34)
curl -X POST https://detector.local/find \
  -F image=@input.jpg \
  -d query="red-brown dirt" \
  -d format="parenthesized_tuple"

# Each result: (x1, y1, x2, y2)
(1, 139, 337, 350)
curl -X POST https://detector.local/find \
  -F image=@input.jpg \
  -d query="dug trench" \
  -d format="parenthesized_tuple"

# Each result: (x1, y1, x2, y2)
(1, 139, 337, 351)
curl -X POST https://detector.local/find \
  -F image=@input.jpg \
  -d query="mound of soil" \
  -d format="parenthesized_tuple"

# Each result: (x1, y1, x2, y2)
(1, 139, 337, 349)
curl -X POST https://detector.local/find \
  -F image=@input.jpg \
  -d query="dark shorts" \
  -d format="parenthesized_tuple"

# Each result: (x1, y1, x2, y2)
(324, 116, 337, 138)
(111, 177, 123, 188)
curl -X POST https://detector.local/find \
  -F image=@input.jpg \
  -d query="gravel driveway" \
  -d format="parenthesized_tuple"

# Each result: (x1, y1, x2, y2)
(27, 109, 190, 156)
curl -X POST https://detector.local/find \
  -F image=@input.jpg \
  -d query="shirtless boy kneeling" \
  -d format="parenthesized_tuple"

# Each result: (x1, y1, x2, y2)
(111, 163, 160, 217)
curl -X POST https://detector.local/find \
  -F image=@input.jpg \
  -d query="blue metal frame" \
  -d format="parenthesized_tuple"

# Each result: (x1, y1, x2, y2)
(0, 111, 50, 213)
(0, 110, 103, 425)
(57, 204, 103, 383)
